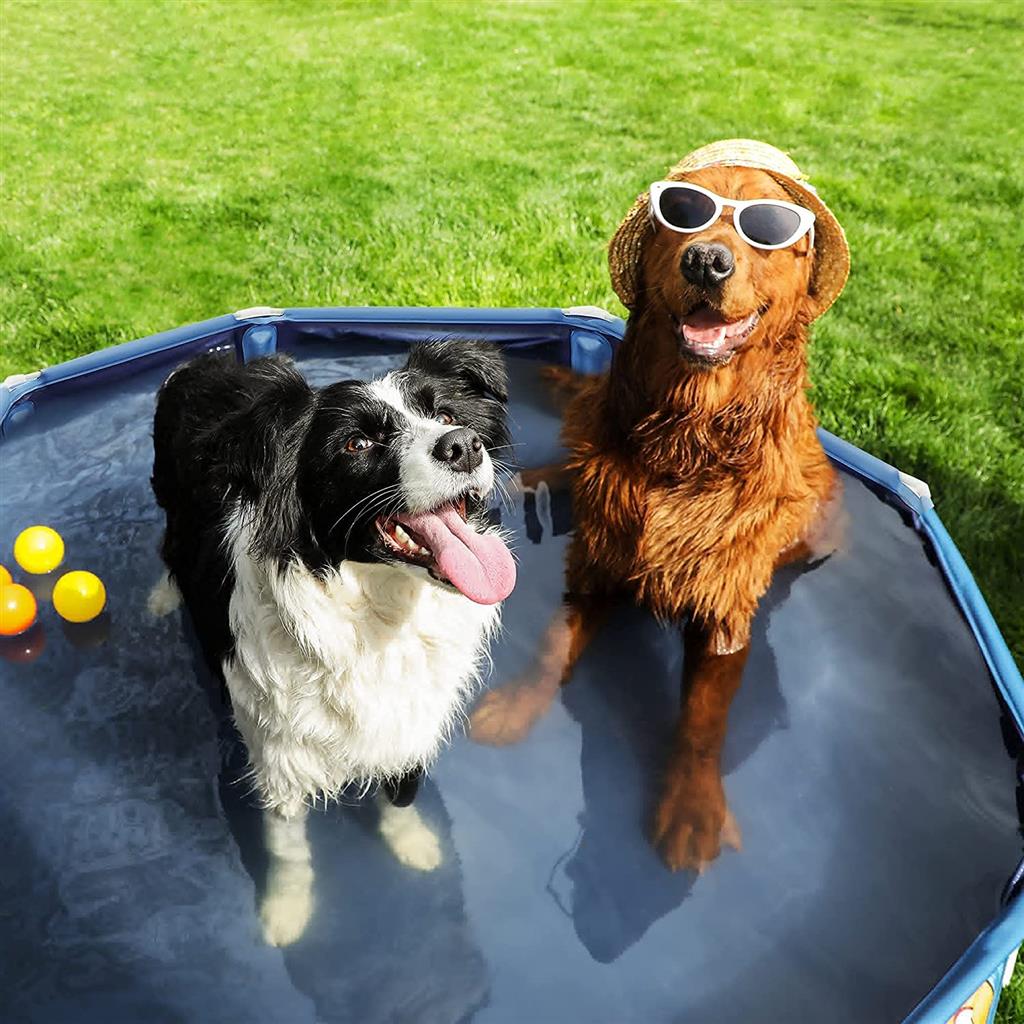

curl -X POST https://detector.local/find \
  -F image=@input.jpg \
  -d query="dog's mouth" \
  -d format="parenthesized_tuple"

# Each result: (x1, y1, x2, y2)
(673, 305, 762, 364)
(375, 493, 516, 605)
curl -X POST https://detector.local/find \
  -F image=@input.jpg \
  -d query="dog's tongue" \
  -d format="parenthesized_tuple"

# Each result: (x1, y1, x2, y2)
(681, 306, 730, 348)
(680, 308, 758, 353)
(397, 506, 516, 605)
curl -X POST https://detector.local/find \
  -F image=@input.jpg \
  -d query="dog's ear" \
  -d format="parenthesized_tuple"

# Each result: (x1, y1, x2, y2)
(230, 356, 313, 480)
(406, 339, 509, 404)
(226, 356, 317, 560)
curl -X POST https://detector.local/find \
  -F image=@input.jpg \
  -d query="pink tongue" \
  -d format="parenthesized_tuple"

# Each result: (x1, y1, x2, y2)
(397, 506, 516, 605)
(681, 306, 729, 348)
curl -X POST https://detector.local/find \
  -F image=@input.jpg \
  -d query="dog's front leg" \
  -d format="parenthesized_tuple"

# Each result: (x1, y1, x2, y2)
(470, 596, 608, 746)
(377, 768, 442, 871)
(516, 463, 574, 492)
(261, 803, 314, 947)
(652, 618, 747, 873)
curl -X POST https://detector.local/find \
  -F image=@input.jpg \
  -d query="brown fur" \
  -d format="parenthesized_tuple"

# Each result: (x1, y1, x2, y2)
(473, 165, 838, 871)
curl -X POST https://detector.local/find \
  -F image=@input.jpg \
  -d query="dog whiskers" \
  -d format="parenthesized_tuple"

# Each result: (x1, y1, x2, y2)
(328, 483, 402, 537)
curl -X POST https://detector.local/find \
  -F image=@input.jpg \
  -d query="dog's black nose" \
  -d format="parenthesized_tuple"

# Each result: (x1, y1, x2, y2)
(681, 242, 735, 288)
(432, 427, 483, 473)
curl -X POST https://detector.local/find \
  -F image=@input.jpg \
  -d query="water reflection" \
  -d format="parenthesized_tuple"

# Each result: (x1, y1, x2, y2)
(0, 621, 46, 663)
(61, 610, 112, 649)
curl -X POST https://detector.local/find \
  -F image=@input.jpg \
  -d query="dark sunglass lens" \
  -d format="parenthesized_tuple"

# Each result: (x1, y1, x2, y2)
(738, 203, 802, 246)
(658, 187, 717, 230)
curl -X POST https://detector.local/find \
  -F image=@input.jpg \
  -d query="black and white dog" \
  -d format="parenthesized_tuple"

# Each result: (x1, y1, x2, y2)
(150, 340, 515, 945)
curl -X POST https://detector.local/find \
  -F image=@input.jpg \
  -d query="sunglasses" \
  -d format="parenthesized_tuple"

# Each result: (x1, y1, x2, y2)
(649, 181, 815, 251)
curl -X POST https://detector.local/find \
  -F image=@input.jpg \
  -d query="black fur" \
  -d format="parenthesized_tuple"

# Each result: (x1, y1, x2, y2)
(382, 765, 424, 808)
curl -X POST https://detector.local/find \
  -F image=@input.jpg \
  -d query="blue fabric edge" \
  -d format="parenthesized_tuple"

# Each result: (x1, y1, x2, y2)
(2, 306, 1021, 1023)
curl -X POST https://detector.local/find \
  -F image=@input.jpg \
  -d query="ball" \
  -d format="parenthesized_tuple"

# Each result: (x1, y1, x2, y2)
(52, 570, 106, 624)
(13, 526, 65, 575)
(0, 565, 11, 587)
(0, 583, 38, 636)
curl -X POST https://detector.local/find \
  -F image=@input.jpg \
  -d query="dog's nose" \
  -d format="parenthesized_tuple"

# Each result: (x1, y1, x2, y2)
(681, 242, 735, 288)
(432, 427, 483, 473)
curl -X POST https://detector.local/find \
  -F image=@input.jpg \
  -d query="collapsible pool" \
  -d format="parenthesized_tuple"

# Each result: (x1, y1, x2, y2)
(1, 307, 1021, 1024)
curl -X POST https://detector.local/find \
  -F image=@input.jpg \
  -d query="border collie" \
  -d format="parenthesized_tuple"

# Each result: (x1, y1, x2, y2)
(149, 340, 515, 945)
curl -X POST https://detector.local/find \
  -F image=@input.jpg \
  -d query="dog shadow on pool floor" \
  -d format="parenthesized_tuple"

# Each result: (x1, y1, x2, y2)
(500, 485, 817, 965)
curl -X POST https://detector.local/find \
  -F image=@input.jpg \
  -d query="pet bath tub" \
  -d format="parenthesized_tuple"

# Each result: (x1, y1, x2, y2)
(1, 306, 1021, 1024)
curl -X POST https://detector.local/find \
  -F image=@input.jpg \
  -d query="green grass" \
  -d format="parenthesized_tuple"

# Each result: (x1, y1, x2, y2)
(2, 0, 1022, 1016)
(1000, 957, 1024, 1024)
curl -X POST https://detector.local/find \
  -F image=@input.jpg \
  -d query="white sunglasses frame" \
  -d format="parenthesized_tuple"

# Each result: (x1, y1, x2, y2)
(648, 180, 816, 252)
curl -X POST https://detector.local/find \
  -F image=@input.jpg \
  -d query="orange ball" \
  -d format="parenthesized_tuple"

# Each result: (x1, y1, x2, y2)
(0, 565, 11, 587)
(0, 583, 38, 636)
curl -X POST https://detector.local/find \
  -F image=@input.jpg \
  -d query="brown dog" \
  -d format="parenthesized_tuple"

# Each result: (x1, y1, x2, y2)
(473, 140, 850, 872)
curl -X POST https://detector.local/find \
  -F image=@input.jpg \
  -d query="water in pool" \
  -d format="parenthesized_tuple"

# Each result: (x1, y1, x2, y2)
(0, 343, 1018, 1023)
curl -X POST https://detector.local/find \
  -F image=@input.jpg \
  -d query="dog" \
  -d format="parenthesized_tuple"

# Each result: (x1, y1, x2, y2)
(472, 139, 850, 873)
(150, 338, 515, 944)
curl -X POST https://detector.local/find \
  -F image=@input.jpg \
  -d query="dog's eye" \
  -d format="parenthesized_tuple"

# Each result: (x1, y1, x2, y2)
(435, 409, 455, 426)
(344, 434, 374, 453)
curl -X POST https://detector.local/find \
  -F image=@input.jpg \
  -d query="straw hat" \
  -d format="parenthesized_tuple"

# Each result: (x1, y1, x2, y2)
(608, 139, 850, 321)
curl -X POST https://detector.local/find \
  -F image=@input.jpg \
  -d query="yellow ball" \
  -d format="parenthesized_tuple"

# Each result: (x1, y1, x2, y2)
(52, 570, 106, 624)
(13, 526, 65, 575)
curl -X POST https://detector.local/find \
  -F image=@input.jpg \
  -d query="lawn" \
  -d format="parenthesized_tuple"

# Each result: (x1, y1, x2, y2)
(2, 0, 1022, 1017)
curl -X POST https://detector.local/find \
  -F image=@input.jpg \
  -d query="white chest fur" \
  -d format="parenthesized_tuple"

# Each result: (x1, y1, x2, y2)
(222, 519, 498, 817)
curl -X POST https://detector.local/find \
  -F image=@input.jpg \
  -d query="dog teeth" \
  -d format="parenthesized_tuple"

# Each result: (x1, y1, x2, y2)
(390, 523, 432, 558)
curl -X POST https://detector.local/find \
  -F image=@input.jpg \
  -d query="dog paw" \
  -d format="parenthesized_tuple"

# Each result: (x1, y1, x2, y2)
(512, 469, 539, 494)
(146, 573, 181, 618)
(652, 775, 741, 873)
(260, 863, 314, 947)
(469, 679, 556, 746)
(379, 806, 443, 872)
(805, 480, 849, 562)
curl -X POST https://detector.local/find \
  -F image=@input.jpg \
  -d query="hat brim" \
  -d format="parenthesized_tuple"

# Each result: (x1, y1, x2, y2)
(608, 167, 849, 322)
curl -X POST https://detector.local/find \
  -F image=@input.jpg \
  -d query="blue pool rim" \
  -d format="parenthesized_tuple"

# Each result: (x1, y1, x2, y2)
(2, 305, 1021, 1023)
